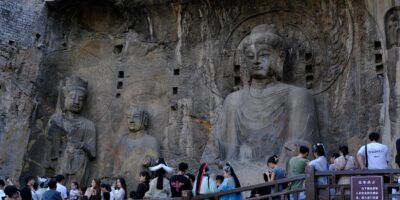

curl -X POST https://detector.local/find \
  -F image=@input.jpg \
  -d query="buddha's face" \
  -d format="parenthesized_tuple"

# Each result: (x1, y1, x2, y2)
(64, 89, 85, 113)
(128, 111, 145, 132)
(243, 41, 282, 80)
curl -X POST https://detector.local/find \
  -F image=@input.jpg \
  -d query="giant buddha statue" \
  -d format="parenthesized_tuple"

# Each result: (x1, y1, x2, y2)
(202, 24, 318, 185)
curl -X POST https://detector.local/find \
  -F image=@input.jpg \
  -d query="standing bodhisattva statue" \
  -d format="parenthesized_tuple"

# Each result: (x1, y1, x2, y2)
(46, 75, 96, 186)
(202, 24, 318, 184)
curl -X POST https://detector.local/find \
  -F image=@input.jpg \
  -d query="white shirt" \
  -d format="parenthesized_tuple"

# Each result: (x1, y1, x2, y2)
(0, 189, 5, 199)
(309, 156, 328, 185)
(31, 190, 39, 200)
(56, 183, 68, 199)
(357, 142, 389, 169)
(111, 188, 125, 200)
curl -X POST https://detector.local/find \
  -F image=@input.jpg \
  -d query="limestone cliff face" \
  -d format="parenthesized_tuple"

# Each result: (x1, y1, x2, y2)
(0, 0, 398, 186)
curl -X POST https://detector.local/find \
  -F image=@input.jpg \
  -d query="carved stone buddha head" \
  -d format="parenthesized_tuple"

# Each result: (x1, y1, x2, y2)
(238, 24, 286, 82)
(62, 75, 88, 113)
(127, 106, 150, 132)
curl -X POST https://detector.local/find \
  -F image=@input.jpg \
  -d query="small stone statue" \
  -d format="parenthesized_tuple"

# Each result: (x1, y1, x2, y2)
(202, 24, 318, 185)
(113, 106, 160, 189)
(46, 75, 96, 186)
(386, 11, 400, 48)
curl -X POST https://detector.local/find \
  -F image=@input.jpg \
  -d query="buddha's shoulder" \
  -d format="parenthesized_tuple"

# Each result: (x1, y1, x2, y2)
(224, 90, 244, 105)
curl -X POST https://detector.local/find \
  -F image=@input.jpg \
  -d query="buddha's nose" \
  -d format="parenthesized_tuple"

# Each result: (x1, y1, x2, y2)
(253, 55, 260, 65)
(73, 98, 79, 104)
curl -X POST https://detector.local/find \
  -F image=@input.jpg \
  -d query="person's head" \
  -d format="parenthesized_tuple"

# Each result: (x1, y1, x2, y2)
(25, 176, 35, 187)
(48, 180, 57, 190)
(369, 132, 380, 142)
(178, 162, 189, 173)
(91, 178, 101, 196)
(139, 171, 150, 183)
(55, 175, 65, 184)
(267, 155, 279, 168)
(312, 143, 326, 158)
(215, 175, 224, 186)
(222, 163, 241, 188)
(0, 179, 5, 189)
(238, 24, 286, 82)
(299, 145, 309, 158)
(4, 186, 20, 200)
(71, 182, 79, 190)
(100, 183, 111, 193)
(127, 106, 150, 132)
(338, 146, 349, 157)
(62, 75, 88, 113)
(91, 178, 100, 188)
(330, 153, 340, 164)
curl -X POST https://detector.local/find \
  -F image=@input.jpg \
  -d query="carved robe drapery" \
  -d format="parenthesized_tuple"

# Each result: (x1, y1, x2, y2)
(47, 113, 96, 186)
(202, 82, 318, 185)
(113, 134, 160, 189)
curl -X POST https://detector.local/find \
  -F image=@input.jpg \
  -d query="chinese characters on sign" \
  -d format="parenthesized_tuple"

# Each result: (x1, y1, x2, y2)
(351, 176, 383, 200)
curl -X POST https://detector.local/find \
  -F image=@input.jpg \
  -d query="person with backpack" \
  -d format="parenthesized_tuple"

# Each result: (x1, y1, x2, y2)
(357, 132, 389, 170)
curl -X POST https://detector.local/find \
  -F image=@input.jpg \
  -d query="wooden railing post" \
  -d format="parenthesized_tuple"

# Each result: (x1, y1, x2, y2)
(182, 190, 192, 200)
(305, 165, 316, 200)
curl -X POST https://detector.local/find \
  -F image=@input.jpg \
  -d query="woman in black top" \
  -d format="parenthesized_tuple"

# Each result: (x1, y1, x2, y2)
(130, 171, 150, 199)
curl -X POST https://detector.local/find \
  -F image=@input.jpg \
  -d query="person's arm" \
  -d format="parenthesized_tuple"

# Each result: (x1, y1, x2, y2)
(217, 179, 229, 192)
(183, 178, 192, 190)
(386, 146, 390, 165)
(84, 188, 91, 197)
(192, 181, 197, 196)
(357, 154, 366, 169)
(270, 172, 276, 182)
(335, 157, 345, 170)
(356, 145, 366, 169)
(62, 188, 68, 200)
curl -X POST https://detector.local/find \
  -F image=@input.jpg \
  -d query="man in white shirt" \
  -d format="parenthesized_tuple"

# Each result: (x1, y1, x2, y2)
(55, 175, 67, 200)
(357, 132, 389, 169)
(0, 179, 5, 200)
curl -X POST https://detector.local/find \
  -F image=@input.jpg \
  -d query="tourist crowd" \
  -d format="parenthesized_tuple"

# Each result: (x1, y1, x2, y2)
(0, 132, 392, 200)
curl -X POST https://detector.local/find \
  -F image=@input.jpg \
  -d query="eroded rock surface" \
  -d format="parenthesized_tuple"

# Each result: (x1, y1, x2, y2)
(0, 0, 398, 186)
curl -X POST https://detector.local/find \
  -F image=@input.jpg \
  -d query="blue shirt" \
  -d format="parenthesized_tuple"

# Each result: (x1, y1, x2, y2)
(273, 167, 286, 180)
(217, 177, 242, 200)
(42, 190, 62, 200)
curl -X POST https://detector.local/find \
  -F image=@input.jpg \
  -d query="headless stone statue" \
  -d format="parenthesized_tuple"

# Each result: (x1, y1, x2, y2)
(46, 75, 96, 186)
(202, 24, 318, 185)
(113, 106, 160, 189)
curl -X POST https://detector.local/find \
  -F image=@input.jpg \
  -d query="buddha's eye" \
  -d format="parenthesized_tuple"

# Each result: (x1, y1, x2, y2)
(245, 51, 255, 59)
(258, 50, 270, 57)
